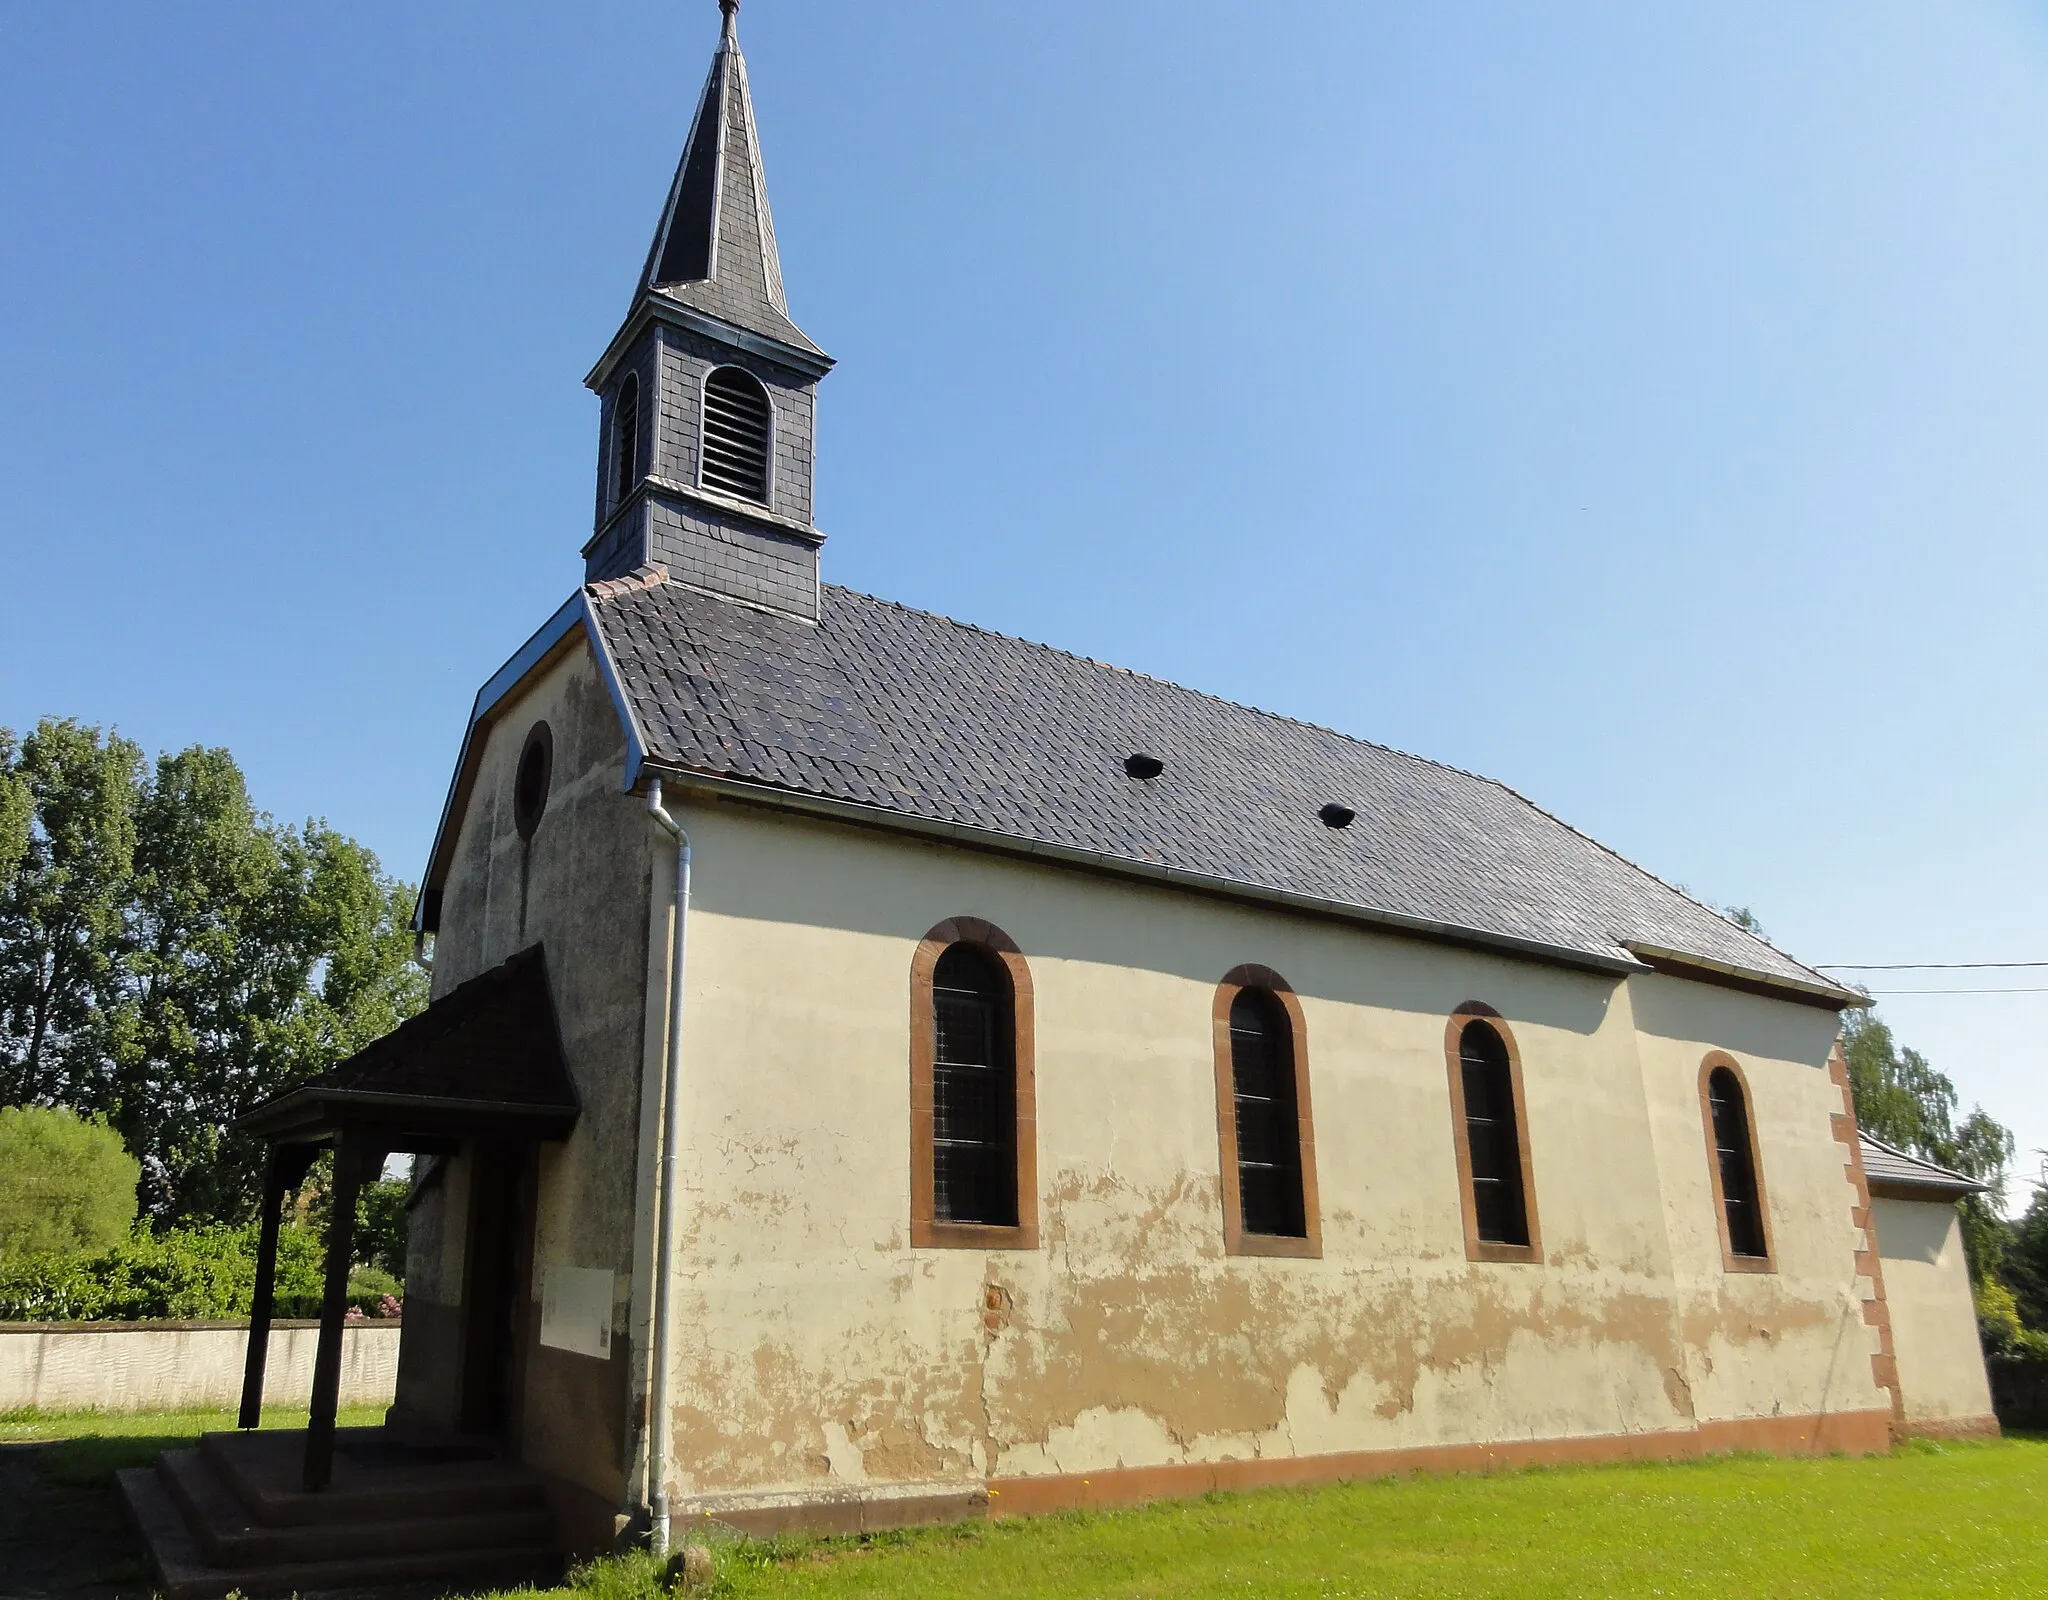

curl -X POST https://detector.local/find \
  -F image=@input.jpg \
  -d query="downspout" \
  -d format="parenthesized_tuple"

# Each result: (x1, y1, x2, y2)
(643, 778, 691, 1555)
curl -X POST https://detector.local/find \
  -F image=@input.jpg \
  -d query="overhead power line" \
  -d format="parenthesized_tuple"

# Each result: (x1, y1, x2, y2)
(1864, 986, 2048, 996)
(1817, 961, 2048, 971)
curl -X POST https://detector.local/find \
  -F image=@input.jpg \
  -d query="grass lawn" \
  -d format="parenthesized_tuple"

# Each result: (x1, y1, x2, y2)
(0, 1402, 388, 1597)
(0, 1400, 387, 1484)
(500, 1436, 2048, 1600)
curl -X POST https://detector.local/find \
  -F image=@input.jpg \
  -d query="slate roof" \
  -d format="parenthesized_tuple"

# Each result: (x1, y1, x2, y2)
(1860, 1133, 1987, 1200)
(240, 946, 579, 1143)
(635, 5, 825, 360)
(587, 578, 1854, 1000)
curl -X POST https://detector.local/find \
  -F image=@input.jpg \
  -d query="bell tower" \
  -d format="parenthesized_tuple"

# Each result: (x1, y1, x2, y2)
(582, 0, 834, 620)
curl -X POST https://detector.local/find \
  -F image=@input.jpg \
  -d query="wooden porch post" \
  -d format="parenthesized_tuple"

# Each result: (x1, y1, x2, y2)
(303, 1137, 374, 1491)
(238, 1143, 314, 1429)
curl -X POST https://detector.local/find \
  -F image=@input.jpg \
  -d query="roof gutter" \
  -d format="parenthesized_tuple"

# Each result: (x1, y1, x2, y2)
(641, 763, 1655, 983)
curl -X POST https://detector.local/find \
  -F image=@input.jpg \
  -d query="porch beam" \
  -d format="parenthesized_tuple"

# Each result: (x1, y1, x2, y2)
(303, 1137, 378, 1491)
(238, 1143, 315, 1430)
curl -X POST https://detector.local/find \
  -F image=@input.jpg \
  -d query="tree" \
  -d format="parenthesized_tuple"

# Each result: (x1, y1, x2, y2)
(0, 721, 141, 1114)
(1842, 1008, 2015, 1282)
(0, 1105, 140, 1259)
(0, 719, 426, 1223)
(2007, 1183, 2048, 1336)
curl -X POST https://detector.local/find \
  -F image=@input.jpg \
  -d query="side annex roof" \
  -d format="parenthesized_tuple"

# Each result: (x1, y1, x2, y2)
(1859, 1134, 1990, 1202)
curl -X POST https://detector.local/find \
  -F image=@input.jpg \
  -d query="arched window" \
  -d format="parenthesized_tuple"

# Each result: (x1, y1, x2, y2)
(910, 919, 1037, 1248)
(700, 365, 773, 504)
(931, 944, 1015, 1227)
(1212, 966, 1319, 1257)
(1446, 1008, 1540, 1262)
(1702, 1057, 1771, 1267)
(612, 373, 641, 510)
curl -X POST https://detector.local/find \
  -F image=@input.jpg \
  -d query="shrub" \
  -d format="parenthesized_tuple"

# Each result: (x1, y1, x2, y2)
(0, 1220, 395, 1323)
(0, 1107, 140, 1260)
(1976, 1277, 2048, 1361)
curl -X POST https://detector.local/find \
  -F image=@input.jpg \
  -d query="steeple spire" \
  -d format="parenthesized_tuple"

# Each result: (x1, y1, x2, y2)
(638, 0, 822, 357)
(582, 1, 833, 618)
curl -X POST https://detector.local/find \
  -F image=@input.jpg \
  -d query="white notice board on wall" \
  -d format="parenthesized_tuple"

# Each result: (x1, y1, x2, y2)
(539, 1266, 614, 1359)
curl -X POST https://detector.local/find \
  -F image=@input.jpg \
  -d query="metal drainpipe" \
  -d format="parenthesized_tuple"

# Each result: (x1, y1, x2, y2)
(644, 778, 691, 1555)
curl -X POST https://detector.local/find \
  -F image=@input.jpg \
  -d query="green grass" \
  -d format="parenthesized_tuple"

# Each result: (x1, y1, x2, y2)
(489, 1437, 2048, 1600)
(0, 1401, 387, 1484)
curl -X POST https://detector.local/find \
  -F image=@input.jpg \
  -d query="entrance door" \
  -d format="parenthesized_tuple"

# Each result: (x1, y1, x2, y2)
(458, 1141, 535, 1441)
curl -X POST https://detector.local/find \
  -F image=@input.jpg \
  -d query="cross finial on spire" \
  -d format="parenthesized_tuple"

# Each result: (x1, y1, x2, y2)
(720, 0, 739, 41)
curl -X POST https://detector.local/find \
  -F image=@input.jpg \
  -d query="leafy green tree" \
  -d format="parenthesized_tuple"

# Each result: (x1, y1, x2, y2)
(0, 720, 141, 1112)
(1722, 906, 1766, 935)
(2006, 1183, 2048, 1337)
(355, 1178, 412, 1279)
(0, 718, 426, 1224)
(1842, 1008, 2015, 1282)
(0, 1105, 140, 1259)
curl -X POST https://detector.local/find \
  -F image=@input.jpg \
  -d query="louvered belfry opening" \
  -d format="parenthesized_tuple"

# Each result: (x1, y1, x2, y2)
(700, 365, 773, 504)
(612, 373, 641, 510)
(930, 943, 1018, 1227)
(1459, 1021, 1530, 1246)
(1230, 988, 1306, 1237)
(1708, 1067, 1767, 1257)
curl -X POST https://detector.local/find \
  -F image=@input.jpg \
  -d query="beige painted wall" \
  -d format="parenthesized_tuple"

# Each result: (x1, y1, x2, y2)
(1871, 1196, 1995, 1427)
(0, 1322, 397, 1413)
(401, 640, 655, 1509)
(648, 796, 1886, 1505)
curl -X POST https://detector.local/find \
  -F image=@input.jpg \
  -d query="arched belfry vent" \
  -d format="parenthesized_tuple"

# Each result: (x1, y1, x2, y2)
(1319, 803, 1356, 829)
(701, 366, 772, 503)
(1124, 753, 1165, 781)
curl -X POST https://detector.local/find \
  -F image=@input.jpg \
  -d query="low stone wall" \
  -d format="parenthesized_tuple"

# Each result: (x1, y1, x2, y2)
(0, 1320, 400, 1414)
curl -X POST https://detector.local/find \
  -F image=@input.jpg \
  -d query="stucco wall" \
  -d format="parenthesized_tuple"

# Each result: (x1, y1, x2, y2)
(0, 1321, 397, 1413)
(1871, 1196, 1995, 1429)
(402, 639, 654, 1510)
(648, 797, 1886, 1508)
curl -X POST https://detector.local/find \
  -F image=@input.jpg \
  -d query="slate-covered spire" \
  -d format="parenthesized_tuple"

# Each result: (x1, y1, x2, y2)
(583, 0, 831, 618)
(639, 0, 823, 356)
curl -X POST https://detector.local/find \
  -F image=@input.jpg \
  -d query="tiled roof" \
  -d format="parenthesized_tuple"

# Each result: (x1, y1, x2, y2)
(240, 946, 579, 1141)
(588, 579, 1853, 999)
(1860, 1133, 1987, 1199)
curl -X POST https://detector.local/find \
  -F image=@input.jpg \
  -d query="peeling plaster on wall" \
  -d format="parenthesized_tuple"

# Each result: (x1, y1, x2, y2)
(416, 702, 1900, 1511)
(619, 803, 1893, 1501)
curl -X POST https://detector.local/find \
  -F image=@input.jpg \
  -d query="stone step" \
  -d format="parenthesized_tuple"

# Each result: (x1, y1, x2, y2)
(120, 1465, 561, 1600)
(199, 1427, 549, 1526)
(158, 1447, 554, 1568)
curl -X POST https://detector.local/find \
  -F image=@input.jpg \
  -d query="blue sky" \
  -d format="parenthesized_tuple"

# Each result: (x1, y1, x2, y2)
(2, 2, 2044, 1203)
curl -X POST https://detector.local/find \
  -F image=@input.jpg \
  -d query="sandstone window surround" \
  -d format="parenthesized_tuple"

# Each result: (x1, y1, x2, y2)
(1700, 1053, 1775, 1272)
(1445, 1004, 1543, 1264)
(908, 917, 1038, 1250)
(1211, 965, 1321, 1259)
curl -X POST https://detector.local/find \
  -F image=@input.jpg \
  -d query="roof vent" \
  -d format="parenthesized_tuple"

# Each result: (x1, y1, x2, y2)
(1124, 753, 1164, 781)
(1318, 802, 1356, 830)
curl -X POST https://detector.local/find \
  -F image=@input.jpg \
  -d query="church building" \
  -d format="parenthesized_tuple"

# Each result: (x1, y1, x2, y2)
(128, 5, 1996, 1584)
